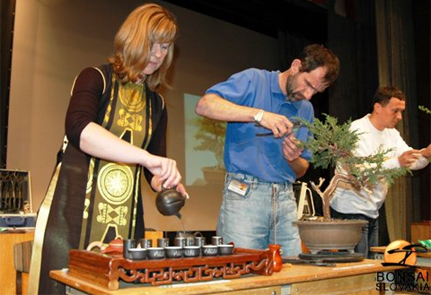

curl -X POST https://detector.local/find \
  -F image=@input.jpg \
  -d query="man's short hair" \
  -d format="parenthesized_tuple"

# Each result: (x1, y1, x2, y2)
(373, 86, 406, 107)
(298, 44, 340, 86)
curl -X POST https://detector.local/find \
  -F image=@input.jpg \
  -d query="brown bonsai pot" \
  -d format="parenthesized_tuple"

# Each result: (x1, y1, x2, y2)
(294, 219, 368, 254)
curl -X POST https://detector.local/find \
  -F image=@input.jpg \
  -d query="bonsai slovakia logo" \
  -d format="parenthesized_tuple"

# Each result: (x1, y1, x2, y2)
(375, 240, 429, 293)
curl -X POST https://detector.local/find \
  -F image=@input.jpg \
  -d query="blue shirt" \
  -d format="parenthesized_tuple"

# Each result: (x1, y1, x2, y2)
(206, 68, 314, 183)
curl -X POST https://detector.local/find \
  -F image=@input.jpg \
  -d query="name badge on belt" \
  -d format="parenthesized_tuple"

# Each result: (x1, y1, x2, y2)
(227, 179, 249, 196)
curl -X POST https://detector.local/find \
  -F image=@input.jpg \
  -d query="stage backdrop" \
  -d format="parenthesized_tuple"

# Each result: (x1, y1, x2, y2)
(8, 0, 279, 231)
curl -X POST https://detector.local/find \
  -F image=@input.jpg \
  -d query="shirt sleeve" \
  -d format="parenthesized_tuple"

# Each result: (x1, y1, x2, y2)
(382, 129, 412, 169)
(383, 143, 430, 170)
(205, 69, 259, 106)
(408, 152, 430, 170)
(65, 67, 104, 149)
(382, 158, 401, 169)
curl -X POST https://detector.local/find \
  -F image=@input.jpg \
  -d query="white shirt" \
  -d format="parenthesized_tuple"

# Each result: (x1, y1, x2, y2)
(330, 114, 429, 219)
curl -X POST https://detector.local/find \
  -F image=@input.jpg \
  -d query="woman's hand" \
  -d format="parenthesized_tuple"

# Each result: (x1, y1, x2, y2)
(145, 154, 182, 189)
(151, 176, 189, 198)
(175, 183, 189, 199)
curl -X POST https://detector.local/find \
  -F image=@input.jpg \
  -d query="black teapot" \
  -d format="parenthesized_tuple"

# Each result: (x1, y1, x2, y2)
(155, 187, 187, 218)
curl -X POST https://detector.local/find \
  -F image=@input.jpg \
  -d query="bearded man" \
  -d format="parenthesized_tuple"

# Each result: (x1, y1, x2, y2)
(195, 44, 340, 255)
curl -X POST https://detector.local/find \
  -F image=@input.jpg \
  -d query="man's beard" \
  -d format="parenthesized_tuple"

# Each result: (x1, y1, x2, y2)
(285, 73, 304, 102)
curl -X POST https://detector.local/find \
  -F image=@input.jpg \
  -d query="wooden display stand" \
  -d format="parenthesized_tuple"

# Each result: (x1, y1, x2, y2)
(67, 247, 272, 290)
(0, 229, 34, 295)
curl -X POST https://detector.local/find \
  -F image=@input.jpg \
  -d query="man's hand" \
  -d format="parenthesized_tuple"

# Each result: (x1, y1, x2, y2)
(420, 144, 431, 159)
(282, 135, 303, 161)
(398, 149, 422, 167)
(281, 134, 309, 178)
(259, 111, 294, 138)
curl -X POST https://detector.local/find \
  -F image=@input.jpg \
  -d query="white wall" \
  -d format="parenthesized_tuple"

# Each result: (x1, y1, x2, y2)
(8, 0, 279, 231)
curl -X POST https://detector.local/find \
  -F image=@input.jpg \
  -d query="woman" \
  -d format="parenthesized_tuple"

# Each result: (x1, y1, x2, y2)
(28, 4, 186, 294)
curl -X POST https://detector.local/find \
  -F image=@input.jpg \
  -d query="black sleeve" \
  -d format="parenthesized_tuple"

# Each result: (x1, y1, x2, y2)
(65, 67, 104, 149)
(144, 105, 168, 188)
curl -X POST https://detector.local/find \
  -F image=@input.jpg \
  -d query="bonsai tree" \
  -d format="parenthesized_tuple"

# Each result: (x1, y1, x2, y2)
(297, 114, 409, 220)
(193, 117, 226, 170)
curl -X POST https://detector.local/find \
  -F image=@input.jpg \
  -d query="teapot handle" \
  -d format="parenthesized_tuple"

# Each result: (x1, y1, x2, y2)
(86, 241, 106, 252)
(193, 231, 204, 237)
(161, 180, 177, 190)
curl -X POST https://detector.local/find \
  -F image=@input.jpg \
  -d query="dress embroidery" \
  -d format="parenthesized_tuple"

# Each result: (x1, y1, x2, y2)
(79, 77, 151, 248)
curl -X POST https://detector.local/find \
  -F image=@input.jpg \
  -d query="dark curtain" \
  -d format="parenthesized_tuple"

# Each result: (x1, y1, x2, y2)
(375, 0, 420, 242)
(412, 0, 431, 222)
(0, 0, 16, 168)
(327, 0, 378, 123)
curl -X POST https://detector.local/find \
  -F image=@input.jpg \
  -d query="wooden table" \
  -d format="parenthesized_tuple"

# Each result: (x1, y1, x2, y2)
(51, 259, 404, 295)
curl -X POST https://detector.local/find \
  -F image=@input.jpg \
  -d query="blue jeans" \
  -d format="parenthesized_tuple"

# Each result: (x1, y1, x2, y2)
(330, 208, 378, 259)
(217, 172, 302, 256)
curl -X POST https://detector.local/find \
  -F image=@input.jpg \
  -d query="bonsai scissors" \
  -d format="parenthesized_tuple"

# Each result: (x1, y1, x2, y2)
(255, 121, 301, 137)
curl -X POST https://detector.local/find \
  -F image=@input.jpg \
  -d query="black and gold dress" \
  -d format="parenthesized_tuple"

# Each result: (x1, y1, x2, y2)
(29, 64, 167, 294)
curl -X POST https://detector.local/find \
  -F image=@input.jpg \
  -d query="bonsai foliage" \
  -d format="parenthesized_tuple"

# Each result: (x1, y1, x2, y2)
(193, 117, 226, 169)
(419, 105, 431, 115)
(297, 114, 410, 220)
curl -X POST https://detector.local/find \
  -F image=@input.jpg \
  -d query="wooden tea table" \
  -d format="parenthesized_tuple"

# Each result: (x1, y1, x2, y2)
(51, 258, 404, 295)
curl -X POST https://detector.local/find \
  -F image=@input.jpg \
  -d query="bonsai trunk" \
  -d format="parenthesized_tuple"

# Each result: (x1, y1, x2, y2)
(310, 174, 354, 219)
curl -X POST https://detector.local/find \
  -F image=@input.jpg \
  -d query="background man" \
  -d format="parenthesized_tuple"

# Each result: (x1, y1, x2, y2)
(331, 85, 431, 258)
